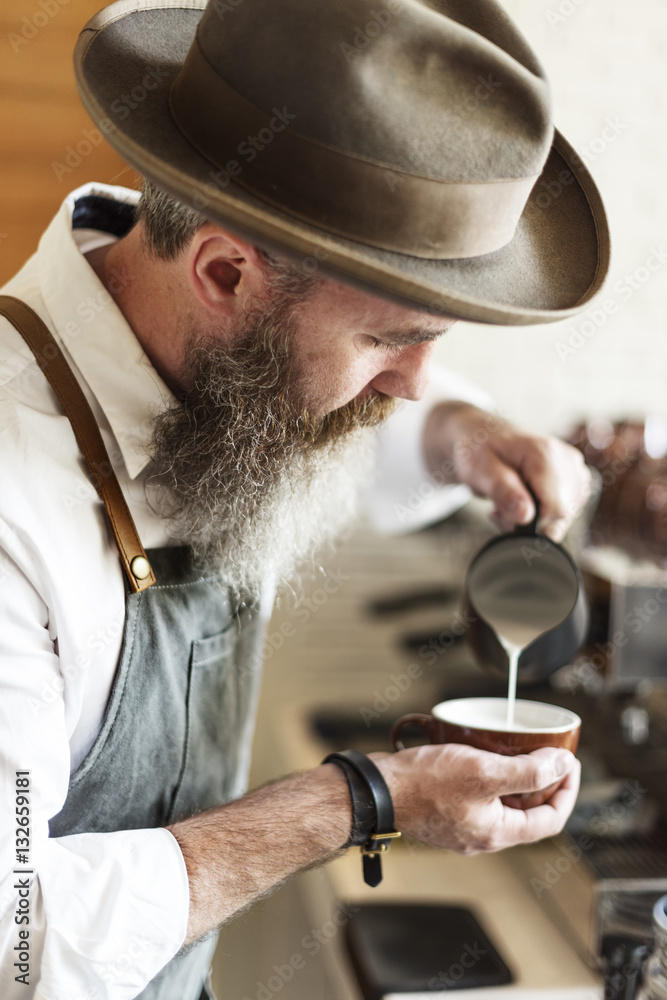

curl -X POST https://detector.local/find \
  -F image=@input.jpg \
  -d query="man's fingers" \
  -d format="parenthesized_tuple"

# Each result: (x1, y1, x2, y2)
(375, 744, 580, 854)
(498, 768, 580, 844)
(491, 433, 592, 536)
(489, 747, 579, 798)
(459, 447, 536, 527)
(539, 516, 569, 542)
(519, 439, 591, 531)
(480, 433, 559, 526)
(449, 409, 592, 537)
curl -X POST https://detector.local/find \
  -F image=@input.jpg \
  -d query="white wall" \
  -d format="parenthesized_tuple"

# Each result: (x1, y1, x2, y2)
(433, 0, 667, 436)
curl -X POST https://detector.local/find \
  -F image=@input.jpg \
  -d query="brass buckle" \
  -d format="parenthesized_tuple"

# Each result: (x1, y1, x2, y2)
(361, 831, 402, 857)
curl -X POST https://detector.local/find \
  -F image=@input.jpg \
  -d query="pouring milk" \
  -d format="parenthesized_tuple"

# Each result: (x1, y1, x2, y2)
(468, 544, 578, 726)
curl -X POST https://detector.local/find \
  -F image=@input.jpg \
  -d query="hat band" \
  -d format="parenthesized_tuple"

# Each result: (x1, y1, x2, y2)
(170, 36, 538, 260)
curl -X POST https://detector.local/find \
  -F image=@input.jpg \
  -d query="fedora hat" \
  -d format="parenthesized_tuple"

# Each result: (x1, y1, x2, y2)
(74, 0, 610, 325)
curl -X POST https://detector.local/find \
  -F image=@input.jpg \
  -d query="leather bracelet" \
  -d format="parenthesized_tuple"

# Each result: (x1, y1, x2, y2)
(324, 756, 376, 848)
(322, 750, 401, 887)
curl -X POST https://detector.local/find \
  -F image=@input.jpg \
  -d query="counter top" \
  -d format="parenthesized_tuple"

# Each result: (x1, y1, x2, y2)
(269, 700, 603, 999)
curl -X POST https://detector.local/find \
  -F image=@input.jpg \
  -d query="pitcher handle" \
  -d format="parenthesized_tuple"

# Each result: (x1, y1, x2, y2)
(513, 484, 541, 536)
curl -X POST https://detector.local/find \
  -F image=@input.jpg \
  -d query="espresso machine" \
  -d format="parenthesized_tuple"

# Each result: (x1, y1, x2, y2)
(512, 542, 667, 970)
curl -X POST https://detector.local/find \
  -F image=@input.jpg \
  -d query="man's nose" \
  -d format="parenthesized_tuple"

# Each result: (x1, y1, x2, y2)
(368, 341, 436, 401)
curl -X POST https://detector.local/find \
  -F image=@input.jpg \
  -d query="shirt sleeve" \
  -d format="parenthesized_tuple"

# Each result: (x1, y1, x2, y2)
(0, 536, 190, 1000)
(363, 362, 494, 534)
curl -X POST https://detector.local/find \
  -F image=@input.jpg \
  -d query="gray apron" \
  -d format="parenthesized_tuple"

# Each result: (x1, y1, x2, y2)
(49, 547, 265, 999)
(0, 260, 267, 999)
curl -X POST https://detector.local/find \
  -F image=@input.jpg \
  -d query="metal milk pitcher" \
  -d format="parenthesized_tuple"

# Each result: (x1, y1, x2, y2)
(463, 494, 589, 684)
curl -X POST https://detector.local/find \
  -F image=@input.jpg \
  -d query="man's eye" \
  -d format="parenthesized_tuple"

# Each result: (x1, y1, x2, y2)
(370, 337, 399, 353)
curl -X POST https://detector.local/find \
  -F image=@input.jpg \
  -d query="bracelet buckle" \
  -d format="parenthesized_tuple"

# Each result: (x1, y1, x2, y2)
(322, 749, 399, 887)
(361, 831, 402, 856)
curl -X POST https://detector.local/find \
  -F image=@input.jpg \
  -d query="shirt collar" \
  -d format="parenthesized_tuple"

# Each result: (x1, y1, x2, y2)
(37, 181, 176, 480)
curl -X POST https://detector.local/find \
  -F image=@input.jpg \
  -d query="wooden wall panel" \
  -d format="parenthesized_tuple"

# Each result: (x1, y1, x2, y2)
(0, 1, 137, 285)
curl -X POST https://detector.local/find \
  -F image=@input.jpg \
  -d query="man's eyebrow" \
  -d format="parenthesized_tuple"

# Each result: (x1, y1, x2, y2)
(378, 326, 450, 346)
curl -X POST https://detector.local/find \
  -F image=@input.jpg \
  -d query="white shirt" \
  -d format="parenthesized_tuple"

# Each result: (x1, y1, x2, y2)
(0, 183, 490, 1000)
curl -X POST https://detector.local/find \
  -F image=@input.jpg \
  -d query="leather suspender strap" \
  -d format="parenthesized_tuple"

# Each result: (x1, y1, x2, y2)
(0, 295, 155, 593)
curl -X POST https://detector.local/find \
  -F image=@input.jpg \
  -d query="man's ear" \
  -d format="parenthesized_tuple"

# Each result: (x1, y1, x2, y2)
(187, 223, 267, 316)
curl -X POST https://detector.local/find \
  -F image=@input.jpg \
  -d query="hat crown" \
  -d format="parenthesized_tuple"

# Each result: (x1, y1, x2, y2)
(74, 0, 609, 322)
(198, 0, 553, 183)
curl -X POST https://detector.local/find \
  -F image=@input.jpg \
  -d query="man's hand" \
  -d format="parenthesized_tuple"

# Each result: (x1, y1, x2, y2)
(167, 744, 579, 946)
(423, 401, 591, 540)
(375, 744, 580, 853)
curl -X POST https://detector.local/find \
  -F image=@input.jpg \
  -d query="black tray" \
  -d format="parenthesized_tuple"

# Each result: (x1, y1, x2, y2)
(346, 903, 513, 997)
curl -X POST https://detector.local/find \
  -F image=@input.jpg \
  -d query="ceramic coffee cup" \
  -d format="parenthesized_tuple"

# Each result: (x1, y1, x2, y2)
(392, 698, 581, 806)
(392, 697, 581, 755)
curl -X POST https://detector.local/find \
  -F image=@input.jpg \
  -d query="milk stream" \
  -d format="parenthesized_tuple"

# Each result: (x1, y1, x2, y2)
(468, 543, 576, 727)
(490, 620, 548, 728)
(505, 645, 520, 728)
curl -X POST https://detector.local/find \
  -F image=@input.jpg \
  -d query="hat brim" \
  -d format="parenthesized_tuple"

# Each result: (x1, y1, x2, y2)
(75, 0, 610, 325)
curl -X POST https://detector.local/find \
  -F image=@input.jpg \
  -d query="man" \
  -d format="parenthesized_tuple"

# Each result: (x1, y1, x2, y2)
(0, 0, 609, 998)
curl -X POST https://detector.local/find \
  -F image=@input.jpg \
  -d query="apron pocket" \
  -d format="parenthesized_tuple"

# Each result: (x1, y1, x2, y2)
(167, 625, 240, 824)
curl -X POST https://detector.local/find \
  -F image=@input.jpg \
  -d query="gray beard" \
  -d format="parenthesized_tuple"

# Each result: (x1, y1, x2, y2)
(145, 293, 395, 595)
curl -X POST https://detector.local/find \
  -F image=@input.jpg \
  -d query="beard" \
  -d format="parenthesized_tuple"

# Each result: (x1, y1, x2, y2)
(146, 289, 396, 595)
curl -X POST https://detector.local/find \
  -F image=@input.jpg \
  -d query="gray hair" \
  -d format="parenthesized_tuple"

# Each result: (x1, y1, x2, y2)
(134, 178, 319, 299)
(134, 178, 206, 260)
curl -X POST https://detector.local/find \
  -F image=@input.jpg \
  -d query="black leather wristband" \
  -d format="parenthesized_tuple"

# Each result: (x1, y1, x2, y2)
(324, 755, 376, 847)
(322, 750, 401, 887)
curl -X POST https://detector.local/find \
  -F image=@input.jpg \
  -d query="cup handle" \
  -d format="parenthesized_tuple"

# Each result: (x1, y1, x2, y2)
(391, 713, 434, 751)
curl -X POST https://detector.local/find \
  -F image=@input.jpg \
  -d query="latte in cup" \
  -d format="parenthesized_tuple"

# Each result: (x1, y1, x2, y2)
(392, 697, 580, 755)
(391, 697, 581, 807)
